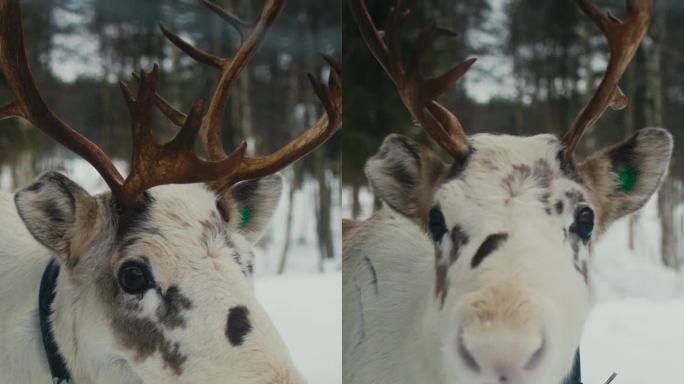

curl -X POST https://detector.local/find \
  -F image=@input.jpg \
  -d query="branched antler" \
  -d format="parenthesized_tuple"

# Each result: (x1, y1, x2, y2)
(0, 0, 125, 195)
(117, 65, 247, 204)
(562, 0, 653, 165)
(0, 0, 341, 206)
(160, 0, 341, 189)
(348, 0, 474, 158)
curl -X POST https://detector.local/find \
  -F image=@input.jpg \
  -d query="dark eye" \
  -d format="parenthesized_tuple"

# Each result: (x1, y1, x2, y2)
(574, 206, 594, 241)
(118, 261, 153, 295)
(428, 206, 448, 242)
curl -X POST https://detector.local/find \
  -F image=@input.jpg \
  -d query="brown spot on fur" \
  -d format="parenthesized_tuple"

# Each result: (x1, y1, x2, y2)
(164, 211, 192, 229)
(502, 160, 555, 201)
(98, 269, 188, 375)
(156, 286, 193, 328)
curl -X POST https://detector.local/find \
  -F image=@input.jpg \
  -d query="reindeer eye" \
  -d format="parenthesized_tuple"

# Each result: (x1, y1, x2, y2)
(573, 206, 594, 241)
(118, 261, 153, 295)
(428, 206, 448, 242)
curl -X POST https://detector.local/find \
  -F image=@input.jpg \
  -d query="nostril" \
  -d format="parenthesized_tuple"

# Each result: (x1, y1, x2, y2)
(499, 375, 508, 383)
(457, 330, 481, 373)
(523, 334, 546, 370)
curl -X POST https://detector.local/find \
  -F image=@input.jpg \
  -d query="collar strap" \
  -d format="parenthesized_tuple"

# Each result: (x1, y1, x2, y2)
(39, 258, 72, 384)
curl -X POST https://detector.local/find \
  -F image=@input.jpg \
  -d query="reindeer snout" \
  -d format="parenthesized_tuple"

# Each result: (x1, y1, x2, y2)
(455, 326, 546, 383)
(452, 283, 548, 382)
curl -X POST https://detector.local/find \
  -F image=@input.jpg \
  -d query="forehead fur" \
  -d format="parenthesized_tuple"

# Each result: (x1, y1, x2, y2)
(114, 183, 254, 279)
(436, 133, 585, 210)
(147, 184, 219, 225)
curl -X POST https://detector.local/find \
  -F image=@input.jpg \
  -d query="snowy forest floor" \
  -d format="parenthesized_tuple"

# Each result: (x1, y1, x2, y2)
(582, 197, 684, 383)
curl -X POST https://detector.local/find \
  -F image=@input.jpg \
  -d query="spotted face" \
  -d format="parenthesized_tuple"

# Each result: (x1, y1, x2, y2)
(365, 129, 672, 384)
(15, 173, 305, 384)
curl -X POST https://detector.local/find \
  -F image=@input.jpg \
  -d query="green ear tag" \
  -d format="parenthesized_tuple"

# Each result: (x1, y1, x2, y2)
(238, 205, 252, 229)
(618, 165, 637, 192)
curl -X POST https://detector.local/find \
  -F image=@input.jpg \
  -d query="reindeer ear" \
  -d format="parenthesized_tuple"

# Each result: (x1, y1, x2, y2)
(220, 174, 283, 243)
(579, 128, 673, 229)
(14, 171, 98, 265)
(365, 134, 447, 222)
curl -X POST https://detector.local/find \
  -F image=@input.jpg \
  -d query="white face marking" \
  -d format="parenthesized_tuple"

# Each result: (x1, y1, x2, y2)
(429, 134, 594, 383)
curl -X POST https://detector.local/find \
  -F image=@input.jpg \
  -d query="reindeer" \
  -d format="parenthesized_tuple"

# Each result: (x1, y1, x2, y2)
(0, 0, 340, 383)
(343, 1, 671, 383)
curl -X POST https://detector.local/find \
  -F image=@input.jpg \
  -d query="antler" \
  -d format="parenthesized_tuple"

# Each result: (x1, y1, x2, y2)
(161, 0, 341, 190)
(348, 0, 474, 158)
(1, 0, 340, 205)
(562, 0, 654, 165)
(0, 0, 125, 196)
(117, 66, 247, 204)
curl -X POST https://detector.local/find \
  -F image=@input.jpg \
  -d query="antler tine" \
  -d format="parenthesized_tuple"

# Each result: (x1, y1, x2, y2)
(562, 0, 653, 165)
(348, 0, 473, 158)
(0, 0, 125, 194)
(117, 64, 248, 205)
(210, 56, 342, 191)
(3, 0, 335, 207)
(160, 0, 287, 161)
(202, 0, 287, 160)
(130, 72, 187, 127)
(159, 25, 226, 70)
(201, 0, 251, 41)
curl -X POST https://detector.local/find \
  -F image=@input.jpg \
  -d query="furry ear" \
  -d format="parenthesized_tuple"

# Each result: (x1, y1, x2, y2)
(365, 134, 447, 223)
(219, 174, 283, 243)
(579, 128, 673, 230)
(14, 171, 98, 266)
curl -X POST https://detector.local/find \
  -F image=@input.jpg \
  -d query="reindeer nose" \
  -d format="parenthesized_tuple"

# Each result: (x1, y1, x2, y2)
(456, 328, 546, 381)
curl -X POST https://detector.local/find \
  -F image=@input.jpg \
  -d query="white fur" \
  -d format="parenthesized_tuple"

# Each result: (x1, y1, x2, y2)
(345, 131, 672, 384)
(0, 181, 305, 384)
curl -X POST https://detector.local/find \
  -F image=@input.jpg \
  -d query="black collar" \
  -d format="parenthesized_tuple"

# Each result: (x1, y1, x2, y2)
(39, 259, 72, 384)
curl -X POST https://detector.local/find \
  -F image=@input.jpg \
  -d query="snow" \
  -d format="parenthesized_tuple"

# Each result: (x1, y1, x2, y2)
(256, 273, 342, 384)
(582, 196, 684, 384)
(581, 299, 684, 384)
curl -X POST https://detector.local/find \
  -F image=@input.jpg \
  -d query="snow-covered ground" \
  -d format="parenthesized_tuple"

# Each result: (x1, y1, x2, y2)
(344, 186, 684, 384)
(257, 273, 342, 384)
(583, 196, 684, 384)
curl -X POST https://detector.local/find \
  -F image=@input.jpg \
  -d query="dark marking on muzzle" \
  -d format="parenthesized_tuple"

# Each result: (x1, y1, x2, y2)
(226, 306, 252, 346)
(471, 233, 508, 268)
(435, 263, 448, 309)
(449, 226, 469, 264)
(111, 315, 188, 376)
(156, 285, 193, 329)
(555, 200, 564, 215)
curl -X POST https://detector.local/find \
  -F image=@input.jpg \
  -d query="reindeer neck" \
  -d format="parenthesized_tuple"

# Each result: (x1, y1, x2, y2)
(355, 208, 448, 382)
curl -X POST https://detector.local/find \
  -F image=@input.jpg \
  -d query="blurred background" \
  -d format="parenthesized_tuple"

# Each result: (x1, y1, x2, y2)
(0, 0, 341, 382)
(343, 0, 684, 383)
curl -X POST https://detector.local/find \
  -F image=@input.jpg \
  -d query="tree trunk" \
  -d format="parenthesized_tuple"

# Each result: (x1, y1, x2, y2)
(644, 7, 677, 269)
(277, 179, 297, 275)
(659, 174, 678, 269)
(352, 182, 361, 219)
(624, 58, 638, 251)
(315, 150, 335, 269)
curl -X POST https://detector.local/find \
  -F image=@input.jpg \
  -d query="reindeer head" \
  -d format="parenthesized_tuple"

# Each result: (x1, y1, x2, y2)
(351, 0, 670, 383)
(15, 172, 309, 382)
(0, 0, 340, 382)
